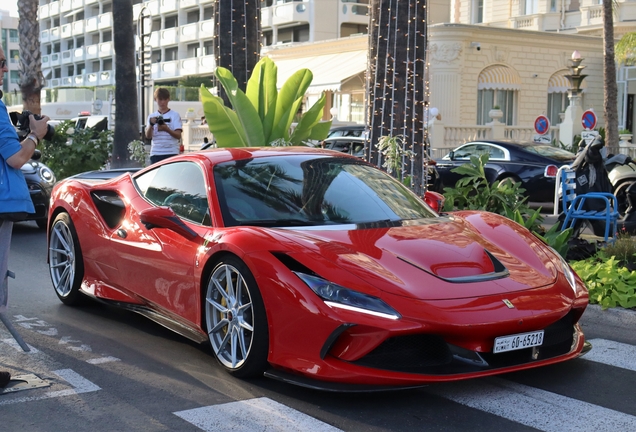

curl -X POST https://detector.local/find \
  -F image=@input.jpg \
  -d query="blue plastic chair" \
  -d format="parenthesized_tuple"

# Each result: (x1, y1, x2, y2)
(560, 167, 619, 243)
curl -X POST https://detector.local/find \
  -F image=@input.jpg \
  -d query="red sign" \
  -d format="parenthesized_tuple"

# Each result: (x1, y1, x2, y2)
(582, 110, 597, 130)
(534, 115, 550, 135)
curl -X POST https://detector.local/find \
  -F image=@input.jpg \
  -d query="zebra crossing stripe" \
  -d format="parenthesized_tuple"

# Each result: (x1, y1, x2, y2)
(426, 377, 636, 432)
(0, 369, 100, 406)
(583, 339, 636, 372)
(174, 397, 342, 432)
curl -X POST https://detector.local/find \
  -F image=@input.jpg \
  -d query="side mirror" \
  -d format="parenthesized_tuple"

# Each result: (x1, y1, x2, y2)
(448, 150, 455, 160)
(139, 206, 203, 243)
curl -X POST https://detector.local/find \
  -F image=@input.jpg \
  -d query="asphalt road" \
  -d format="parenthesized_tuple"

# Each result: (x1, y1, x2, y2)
(1, 221, 635, 432)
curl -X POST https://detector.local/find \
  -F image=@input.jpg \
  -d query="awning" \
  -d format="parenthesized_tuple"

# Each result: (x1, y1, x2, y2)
(548, 69, 586, 93)
(478, 65, 521, 91)
(271, 50, 367, 94)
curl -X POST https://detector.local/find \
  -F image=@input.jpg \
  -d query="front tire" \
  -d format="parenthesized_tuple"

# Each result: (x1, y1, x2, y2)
(205, 256, 269, 378)
(48, 213, 85, 305)
(614, 180, 634, 217)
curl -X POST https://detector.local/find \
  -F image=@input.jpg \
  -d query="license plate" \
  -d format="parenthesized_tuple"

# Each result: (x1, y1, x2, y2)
(493, 330, 544, 353)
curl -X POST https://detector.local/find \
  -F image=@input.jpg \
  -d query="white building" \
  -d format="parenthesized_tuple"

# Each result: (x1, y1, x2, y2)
(0, 9, 20, 97)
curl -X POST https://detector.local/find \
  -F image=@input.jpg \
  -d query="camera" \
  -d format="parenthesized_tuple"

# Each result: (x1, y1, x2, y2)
(154, 115, 171, 126)
(9, 110, 55, 141)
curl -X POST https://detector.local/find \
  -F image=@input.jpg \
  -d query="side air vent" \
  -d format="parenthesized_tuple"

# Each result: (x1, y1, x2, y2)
(91, 191, 126, 229)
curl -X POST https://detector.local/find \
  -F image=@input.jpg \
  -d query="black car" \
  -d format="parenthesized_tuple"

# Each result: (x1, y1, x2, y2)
(435, 140, 576, 202)
(326, 124, 366, 139)
(323, 137, 442, 192)
(21, 150, 56, 229)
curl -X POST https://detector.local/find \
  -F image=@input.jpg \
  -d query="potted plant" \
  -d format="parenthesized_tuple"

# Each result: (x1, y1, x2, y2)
(619, 129, 633, 144)
(488, 105, 504, 123)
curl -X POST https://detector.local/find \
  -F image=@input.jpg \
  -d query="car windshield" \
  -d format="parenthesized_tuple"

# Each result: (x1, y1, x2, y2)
(523, 145, 575, 161)
(214, 155, 436, 227)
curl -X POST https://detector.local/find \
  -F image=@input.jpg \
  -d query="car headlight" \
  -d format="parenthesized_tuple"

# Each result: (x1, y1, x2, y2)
(39, 166, 56, 184)
(294, 272, 401, 320)
(558, 253, 577, 294)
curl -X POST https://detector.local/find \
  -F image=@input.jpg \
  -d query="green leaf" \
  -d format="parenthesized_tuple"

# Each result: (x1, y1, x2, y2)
(246, 58, 278, 142)
(269, 69, 314, 142)
(200, 85, 249, 147)
(308, 121, 332, 140)
(215, 67, 266, 147)
(289, 92, 330, 144)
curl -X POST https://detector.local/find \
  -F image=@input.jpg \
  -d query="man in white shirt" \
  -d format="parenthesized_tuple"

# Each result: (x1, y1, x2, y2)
(145, 88, 183, 164)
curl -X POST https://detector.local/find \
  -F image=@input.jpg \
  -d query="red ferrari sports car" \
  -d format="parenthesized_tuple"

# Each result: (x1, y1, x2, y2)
(47, 147, 589, 391)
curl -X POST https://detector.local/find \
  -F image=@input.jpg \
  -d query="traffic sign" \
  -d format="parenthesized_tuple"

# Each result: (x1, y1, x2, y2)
(582, 110, 597, 130)
(533, 134, 551, 144)
(534, 115, 550, 135)
(581, 130, 599, 145)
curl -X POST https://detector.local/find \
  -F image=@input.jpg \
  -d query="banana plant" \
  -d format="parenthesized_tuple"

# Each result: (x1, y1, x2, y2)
(201, 57, 332, 147)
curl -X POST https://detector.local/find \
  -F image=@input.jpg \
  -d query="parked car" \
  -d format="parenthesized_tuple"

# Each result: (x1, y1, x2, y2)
(47, 147, 588, 390)
(323, 137, 442, 192)
(22, 150, 56, 229)
(435, 140, 576, 202)
(326, 124, 366, 139)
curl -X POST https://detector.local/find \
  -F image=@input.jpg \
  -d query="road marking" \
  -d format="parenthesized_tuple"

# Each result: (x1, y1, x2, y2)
(2, 338, 39, 353)
(0, 369, 100, 406)
(584, 338, 636, 372)
(174, 397, 342, 432)
(86, 356, 120, 365)
(426, 377, 636, 431)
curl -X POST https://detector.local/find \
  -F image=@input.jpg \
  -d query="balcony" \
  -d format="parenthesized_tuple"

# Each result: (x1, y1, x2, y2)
(61, 23, 72, 39)
(72, 0, 84, 9)
(200, 19, 214, 38)
(152, 60, 180, 79)
(50, 53, 61, 67)
(86, 73, 98, 85)
(50, 27, 61, 42)
(60, 0, 72, 13)
(180, 23, 198, 43)
(73, 47, 86, 62)
(86, 16, 98, 32)
(42, 55, 51, 68)
(339, 1, 369, 26)
(50, 1, 60, 16)
(98, 13, 112, 30)
(181, 0, 199, 8)
(150, 27, 179, 47)
(99, 42, 114, 58)
(39, 4, 50, 19)
(41, 29, 51, 44)
(61, 77, 73, 86)
(263, 1, 311, 28)
(74, 74, 85, 85)
(99, 71, 114, 86)
(62, 50, 73, 64)
(146, 0, 178, 15)
(72, 21, 85, 36)
(86, 44, 99, 60)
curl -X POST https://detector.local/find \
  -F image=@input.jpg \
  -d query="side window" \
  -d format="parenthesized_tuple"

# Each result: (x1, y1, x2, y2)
(488, 146, 505, 159)
(453, 145, 478, 159)
(134, 162, 211, 225)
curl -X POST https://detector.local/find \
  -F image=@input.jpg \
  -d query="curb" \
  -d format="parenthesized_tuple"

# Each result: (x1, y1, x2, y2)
(582, 304, 636, 328)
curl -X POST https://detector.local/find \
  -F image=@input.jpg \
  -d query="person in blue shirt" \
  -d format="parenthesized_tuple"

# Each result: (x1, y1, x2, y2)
(0, 45, 50, 388)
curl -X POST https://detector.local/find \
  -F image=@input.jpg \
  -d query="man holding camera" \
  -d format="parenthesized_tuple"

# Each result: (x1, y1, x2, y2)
(0, 46, 50, 387)
(145, 87, 183, 164)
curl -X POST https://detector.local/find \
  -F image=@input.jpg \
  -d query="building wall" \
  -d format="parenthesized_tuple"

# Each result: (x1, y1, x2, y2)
(0, 10, 20, 97)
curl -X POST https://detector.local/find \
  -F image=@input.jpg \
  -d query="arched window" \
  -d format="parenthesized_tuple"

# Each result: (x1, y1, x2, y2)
(477, 65, 521, 125)
(547, 69, 586, 126)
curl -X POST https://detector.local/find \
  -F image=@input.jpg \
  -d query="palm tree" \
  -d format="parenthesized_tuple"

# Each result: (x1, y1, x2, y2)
(17, 0, 43, 114)
(603, 0, 619, 153)
(214, 0, 261, 106)
(111, 0, 139, 168)
(366, 0, 427, 195)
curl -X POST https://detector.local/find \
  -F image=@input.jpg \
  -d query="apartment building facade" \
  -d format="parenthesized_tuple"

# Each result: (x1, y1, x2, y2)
(0, 10, 20, 97)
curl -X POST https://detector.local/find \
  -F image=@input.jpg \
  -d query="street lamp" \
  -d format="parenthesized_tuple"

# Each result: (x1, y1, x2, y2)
(565, 50, 587, 100)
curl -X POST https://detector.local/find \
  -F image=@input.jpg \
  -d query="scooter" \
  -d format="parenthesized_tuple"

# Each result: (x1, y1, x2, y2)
(606, 153, 636, 215)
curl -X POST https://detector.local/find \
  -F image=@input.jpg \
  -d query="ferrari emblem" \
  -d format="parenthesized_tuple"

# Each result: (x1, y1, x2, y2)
(503, 299, 515, 309)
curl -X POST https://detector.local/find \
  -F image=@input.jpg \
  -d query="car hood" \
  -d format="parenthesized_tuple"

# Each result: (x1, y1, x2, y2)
(276, 213, 558, 301)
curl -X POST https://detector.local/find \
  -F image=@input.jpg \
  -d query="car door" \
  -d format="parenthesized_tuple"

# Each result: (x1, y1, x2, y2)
(436, 143, 505, 187)
(112, 161, 211, 324)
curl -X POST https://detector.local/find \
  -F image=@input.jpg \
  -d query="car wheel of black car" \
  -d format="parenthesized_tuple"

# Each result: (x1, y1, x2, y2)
(48, 212, 85, 306)
(614, 180, 635, 217)
(205, 256, 269, 377)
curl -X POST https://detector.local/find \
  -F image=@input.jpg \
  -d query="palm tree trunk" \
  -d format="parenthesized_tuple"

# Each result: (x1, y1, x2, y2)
(112, 0, 139, 168)
(603, 0, 619, 154)
(17, 0, 43, 114)
(367, 0, 428, 195)
(214, 0, 261, 107)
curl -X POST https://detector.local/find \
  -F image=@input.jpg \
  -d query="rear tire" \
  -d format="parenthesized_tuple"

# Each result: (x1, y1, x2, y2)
(48, 213, 85, 306)
(614, 180, 634, 217)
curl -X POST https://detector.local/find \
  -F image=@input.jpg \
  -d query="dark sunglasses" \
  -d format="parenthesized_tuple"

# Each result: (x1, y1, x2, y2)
(0, 59, 6, 68)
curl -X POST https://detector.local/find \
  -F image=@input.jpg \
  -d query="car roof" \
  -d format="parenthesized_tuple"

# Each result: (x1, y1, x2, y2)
(329, 125, 365, 131)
